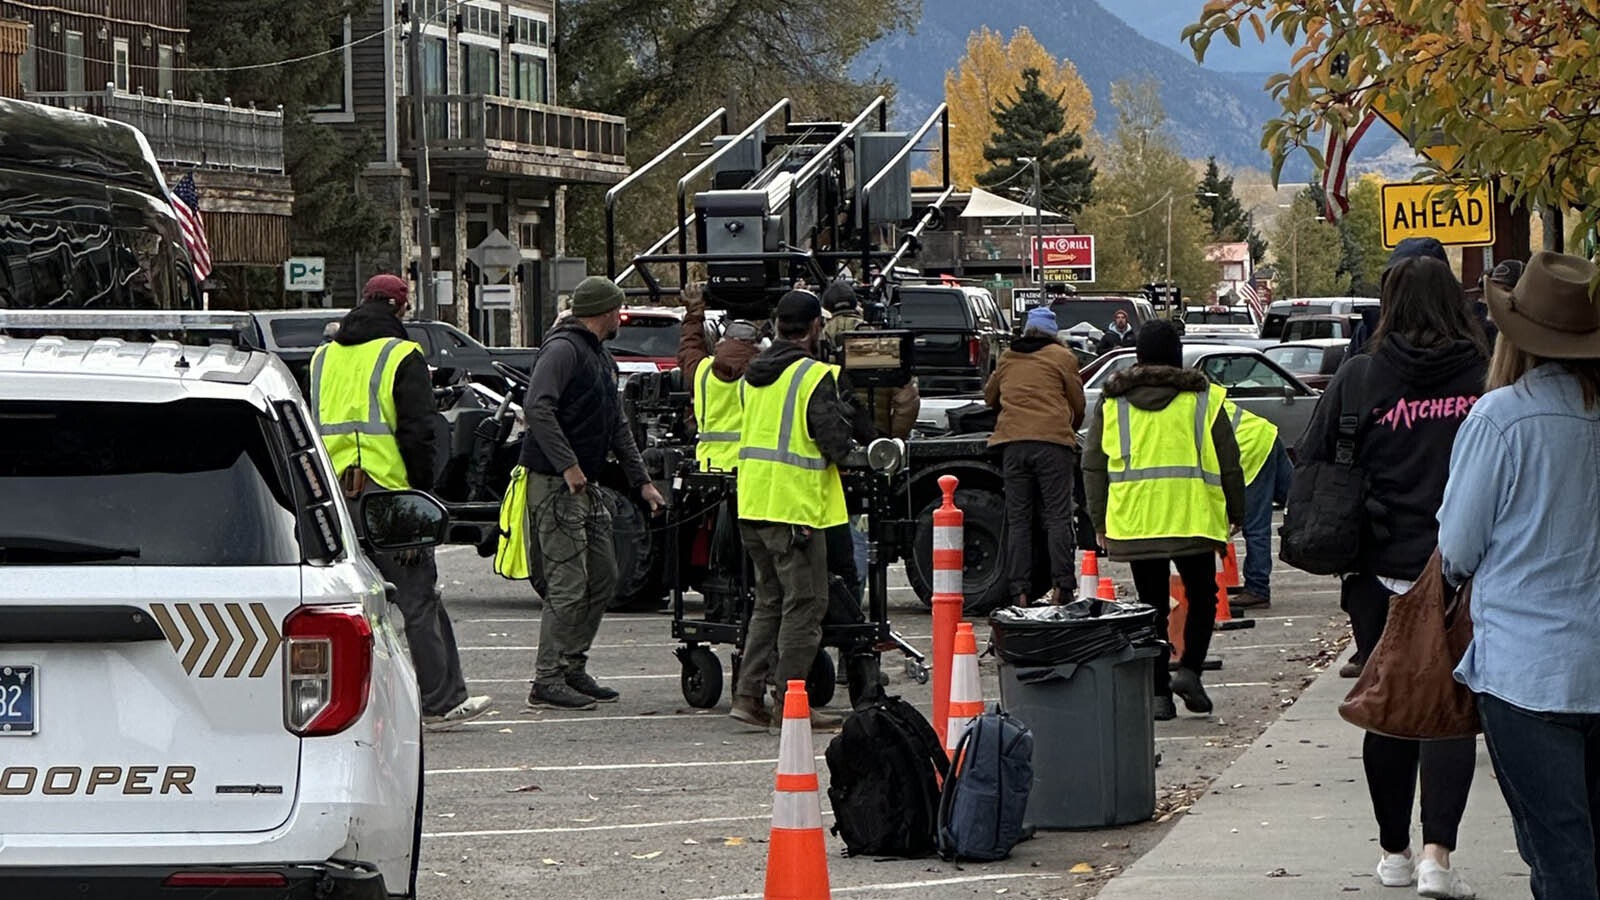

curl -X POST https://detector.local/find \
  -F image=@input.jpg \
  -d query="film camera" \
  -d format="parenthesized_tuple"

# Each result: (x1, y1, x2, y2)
(835, 329, 914, 389)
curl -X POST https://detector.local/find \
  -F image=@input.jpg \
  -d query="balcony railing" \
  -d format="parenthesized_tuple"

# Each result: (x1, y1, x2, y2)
(400, 94, 626, 165)
(26, 87, 286, 174)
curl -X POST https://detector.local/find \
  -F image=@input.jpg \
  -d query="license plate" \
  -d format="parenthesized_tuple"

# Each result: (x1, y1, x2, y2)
(0, 665, 37, 735)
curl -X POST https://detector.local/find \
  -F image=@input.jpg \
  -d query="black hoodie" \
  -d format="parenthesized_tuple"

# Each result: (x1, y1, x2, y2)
(742, 339, 856, 465)
(1298, 333, 1488, 579)
(331, 301, 437, 491)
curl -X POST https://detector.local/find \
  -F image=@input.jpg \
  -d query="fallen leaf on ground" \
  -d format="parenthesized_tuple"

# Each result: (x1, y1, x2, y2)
(683, 838, 700, 845)
(630, 851, 663, 860)
(1069, 862, 1094, 874)
(497, 728, 515, 734)
(507, 784, 541, 793)
(1266, 868, 1300, 878)
(540, 859, 561, 866)
(723, 837, 744, 847)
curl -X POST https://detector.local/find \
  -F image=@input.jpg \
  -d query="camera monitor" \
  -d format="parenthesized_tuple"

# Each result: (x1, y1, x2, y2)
(839, 330, 914, 388)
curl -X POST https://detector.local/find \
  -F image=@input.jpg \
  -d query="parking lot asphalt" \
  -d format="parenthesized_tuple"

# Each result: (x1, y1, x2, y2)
(418, 529, 1350, 900)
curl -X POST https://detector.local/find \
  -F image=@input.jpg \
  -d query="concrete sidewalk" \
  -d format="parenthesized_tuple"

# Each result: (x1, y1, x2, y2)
(1098, 650, 1531, 898)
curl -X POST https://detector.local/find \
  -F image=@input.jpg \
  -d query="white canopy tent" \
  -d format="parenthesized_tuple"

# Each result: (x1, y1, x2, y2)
(958, 187, 1064, 220)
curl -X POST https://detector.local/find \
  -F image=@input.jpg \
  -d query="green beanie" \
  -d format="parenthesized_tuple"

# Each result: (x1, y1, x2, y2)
(570, 276, 625, 317)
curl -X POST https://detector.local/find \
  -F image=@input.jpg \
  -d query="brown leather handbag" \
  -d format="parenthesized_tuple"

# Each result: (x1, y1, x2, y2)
(1339, 551, 1480, 740)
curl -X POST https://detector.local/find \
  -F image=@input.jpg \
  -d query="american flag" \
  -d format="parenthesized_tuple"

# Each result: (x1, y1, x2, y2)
(1321, 107, 1377, 222)
(1238, 280, 1266, 324)
(171, 173, 214, 282)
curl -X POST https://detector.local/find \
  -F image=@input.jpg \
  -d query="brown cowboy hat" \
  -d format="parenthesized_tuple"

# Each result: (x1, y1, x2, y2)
(1484, 251, 1600, 359)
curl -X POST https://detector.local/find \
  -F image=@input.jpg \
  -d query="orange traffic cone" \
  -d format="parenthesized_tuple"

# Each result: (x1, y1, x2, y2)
(945, 623, 983, 758)
(1078, 550, 1100, 602)
(1214, 544, 1255, 631)
(1167, 575, 1189, 662)
(1097, 576, 1117, 602)
(765, 680, 831, 900)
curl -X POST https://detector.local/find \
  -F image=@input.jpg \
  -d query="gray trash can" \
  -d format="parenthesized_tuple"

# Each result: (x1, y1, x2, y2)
(996, 644, 1158, 829)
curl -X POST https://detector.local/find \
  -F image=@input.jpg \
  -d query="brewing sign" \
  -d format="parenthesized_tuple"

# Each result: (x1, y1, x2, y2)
(1030, 234, 1095, 283)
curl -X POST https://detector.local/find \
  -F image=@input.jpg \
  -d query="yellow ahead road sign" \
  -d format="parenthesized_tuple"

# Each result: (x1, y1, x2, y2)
(1371, 94, 1461, 171)
(1381, 182, 1495, 249)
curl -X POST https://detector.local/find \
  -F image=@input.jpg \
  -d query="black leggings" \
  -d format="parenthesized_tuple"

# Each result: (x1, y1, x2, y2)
(1344, 573, 1477, 852)
(1129, 553, 1216, 697)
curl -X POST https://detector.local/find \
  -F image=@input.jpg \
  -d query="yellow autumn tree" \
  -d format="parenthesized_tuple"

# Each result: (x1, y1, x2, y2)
(929, 27, 1096, 189)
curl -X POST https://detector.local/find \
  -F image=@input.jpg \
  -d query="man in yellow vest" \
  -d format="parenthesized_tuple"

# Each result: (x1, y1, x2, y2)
(313, 274, 491, 730)
(675, 281, 761, 472)
(1083, 321, 1246, 721)
(1226, 400, 1292, 611)
(729, 291, 857, 730)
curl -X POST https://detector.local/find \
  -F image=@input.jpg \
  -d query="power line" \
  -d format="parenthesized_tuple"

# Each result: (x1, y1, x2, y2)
(13, 0, 477, 75)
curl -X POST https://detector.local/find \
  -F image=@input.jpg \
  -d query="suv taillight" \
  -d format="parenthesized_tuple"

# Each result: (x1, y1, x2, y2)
(283, 604, 372, 737)
(968, 337, 982, 367)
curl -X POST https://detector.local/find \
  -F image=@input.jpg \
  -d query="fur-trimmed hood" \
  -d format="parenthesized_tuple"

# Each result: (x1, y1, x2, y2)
(1103, 364, 1210, 411)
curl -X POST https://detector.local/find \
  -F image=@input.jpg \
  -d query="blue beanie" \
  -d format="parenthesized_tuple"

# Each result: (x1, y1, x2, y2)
(1025, 306, 1058, 335)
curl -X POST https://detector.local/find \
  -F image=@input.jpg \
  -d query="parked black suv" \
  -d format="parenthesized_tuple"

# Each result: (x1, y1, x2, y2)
(248, 310, 538, 393)
(887, 283, 1011, 396)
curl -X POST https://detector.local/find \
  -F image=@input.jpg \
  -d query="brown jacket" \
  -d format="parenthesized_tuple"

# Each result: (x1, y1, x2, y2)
(1082, 365, 1246, 561)
(983, 337, 1087, 448)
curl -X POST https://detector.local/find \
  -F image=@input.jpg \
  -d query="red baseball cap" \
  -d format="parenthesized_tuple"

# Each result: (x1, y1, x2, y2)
(363, 274, 410, 304)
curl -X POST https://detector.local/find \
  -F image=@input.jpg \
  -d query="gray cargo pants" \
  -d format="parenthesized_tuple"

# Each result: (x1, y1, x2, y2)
(526, 473, 617, 686)
(372, 547, 469, 717)
(733, 522, 828, 703)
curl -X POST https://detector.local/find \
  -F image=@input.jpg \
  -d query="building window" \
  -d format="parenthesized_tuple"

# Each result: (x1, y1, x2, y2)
(423, 36, 447, 94)
(310, 17, 354, 120)
(512, 53, 546, 103)
(511, 13, 550, 48)
(64, 30, 84, 92)
(157, 45, 174, 96)
(113, 38, 130, 91)
(462, 43, 499, 96)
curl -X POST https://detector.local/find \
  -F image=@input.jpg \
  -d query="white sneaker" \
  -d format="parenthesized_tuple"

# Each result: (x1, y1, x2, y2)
(1377, 850, 1416, 887)
(423, 695, 492, 732)
(1417, 860, 1475, 899)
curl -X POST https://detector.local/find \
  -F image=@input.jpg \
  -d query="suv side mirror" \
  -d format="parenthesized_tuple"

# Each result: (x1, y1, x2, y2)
(359, 490, 450, 551)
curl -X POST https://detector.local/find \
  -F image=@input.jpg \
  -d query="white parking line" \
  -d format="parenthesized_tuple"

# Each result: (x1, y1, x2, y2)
(425, 812, 817, 838)
(450, 713, 1218, 737)
(686, 873, 1048, 900)
(460, 635, 935, 652)
(426, 756, 804, 776)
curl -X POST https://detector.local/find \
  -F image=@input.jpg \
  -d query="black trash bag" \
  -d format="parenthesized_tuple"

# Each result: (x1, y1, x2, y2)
(987, 601, 1159, 667)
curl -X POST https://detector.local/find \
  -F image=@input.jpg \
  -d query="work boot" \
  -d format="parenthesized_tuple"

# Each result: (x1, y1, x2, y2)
(1230, 590, 1271, 610)
(527, 681, 598, 711)
(771, 699, 845, 734)
(728, 695, 771, 729)
(566, 671, 620, 703)
(1152, 695, 1177, 721)
(1170, 667, 1214, 715)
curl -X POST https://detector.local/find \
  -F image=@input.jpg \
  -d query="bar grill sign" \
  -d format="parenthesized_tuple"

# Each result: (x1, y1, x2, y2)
(1030, 234, 1095, 284)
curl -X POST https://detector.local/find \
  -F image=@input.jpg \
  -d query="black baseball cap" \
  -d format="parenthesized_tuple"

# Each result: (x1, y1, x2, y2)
(775, 290, 822, 325)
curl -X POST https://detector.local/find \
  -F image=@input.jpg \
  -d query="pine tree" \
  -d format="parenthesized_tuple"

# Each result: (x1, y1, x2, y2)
(975, 68, 1096, 218)
(1197, 157, 1267, 264)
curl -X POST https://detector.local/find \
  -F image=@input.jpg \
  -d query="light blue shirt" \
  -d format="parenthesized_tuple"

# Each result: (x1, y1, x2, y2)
(1439, 364, 1600, 713)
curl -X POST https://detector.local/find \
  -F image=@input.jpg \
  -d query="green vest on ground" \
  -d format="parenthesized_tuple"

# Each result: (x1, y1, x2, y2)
(694, 362, 743, 472)
(1224, 399, 1280, 484)
(736, 357, 848, 529)
(311, 337, 424, 491)
(1102, 382, 1229, 544)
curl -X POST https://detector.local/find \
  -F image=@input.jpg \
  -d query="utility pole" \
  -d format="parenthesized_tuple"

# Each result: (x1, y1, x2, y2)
(407, 6, 436, 320)
(1165, 193, 1173, 284)
(1015, 156, 1044, 285)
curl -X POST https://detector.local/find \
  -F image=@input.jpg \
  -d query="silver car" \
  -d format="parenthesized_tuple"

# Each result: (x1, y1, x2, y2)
(1079, 342, 1322, 450)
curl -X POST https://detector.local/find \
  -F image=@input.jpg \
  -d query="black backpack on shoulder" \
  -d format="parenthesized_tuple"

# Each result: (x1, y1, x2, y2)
(825, 696, 950, 857)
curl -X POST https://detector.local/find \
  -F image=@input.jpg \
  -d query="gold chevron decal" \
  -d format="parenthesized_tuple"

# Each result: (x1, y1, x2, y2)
(149, 603, 283, 679)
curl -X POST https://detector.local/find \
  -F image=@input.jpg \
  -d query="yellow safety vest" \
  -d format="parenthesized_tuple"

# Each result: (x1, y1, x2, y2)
(694, 361, 744, 472)
(1103, 382, 1229, 544)
(1224, 399, 1279, 484)
(311, 337, 424, 491)
(494, 466, 530, 580)
(736, 357, 848, 529)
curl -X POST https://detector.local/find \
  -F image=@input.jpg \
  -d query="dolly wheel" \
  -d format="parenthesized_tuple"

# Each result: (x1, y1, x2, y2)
(806, 651, 837, 708)
(680, 647, 723, 708)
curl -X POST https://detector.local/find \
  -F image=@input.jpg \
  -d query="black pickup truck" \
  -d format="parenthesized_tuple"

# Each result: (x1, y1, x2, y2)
(886, 283, 1012, 397)
(247, 310, 538, 393)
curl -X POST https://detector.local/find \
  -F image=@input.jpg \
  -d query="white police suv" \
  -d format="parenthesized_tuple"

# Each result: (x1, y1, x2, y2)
(0, 312, 432, 899)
